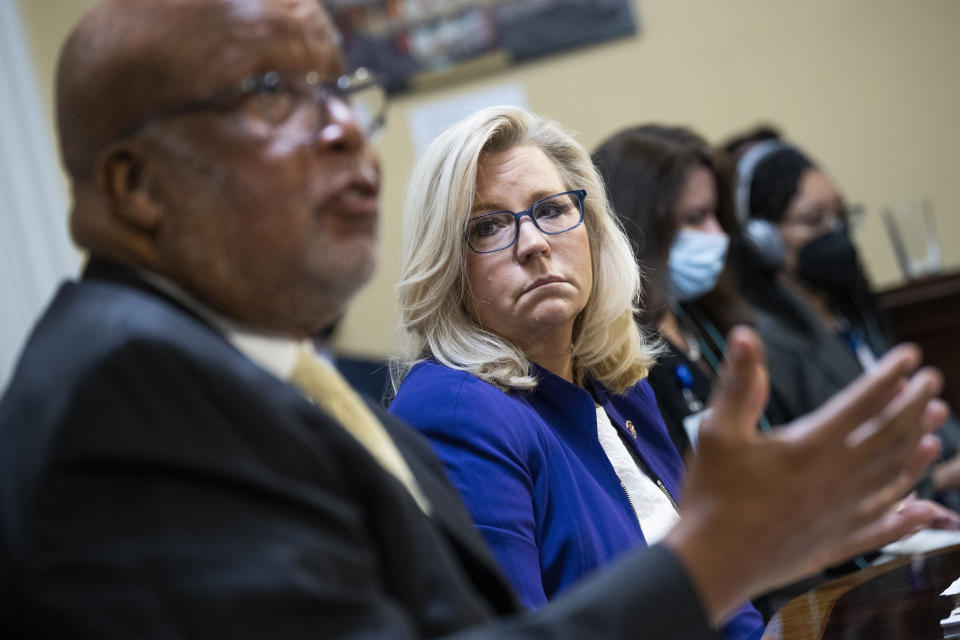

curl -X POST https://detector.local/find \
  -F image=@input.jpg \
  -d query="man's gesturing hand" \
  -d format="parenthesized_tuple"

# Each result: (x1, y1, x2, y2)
(665, 326, 945, 624)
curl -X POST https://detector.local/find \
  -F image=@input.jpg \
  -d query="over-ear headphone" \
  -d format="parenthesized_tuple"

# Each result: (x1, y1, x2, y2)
(735, 140, 786, 270)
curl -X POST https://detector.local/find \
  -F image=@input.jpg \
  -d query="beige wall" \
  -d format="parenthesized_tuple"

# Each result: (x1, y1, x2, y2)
(20, 0, 960, 358)
(17, 0, 98, 146)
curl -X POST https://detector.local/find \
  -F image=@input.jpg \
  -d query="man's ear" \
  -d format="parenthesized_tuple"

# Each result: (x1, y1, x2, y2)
(95, 142, 163, 232)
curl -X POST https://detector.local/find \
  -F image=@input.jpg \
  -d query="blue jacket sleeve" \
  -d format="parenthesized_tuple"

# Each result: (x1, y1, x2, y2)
(390, 364, 549, 609)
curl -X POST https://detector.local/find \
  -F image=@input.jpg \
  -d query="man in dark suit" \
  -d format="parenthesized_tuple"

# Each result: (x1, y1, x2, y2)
(0, 0, 949, 637)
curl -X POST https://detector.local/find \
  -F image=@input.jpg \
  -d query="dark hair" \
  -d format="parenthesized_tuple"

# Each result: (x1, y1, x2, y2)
(720, 123, 782, 158)
(722, 124, 819, 225)
(592, 124, 749, 333)
(746, 147, 814, 224)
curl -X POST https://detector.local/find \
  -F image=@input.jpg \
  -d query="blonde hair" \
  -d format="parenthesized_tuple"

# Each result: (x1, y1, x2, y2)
(391, 106, 659, 394)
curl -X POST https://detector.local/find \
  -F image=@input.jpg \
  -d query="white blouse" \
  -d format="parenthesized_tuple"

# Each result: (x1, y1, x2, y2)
(595, 406, 680, 543)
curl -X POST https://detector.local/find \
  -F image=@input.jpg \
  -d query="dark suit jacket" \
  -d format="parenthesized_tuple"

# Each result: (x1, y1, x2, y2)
(0, 259, 715, 638)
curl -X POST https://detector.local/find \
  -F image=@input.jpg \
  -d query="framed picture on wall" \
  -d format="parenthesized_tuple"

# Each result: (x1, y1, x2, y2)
(325, 0, 639, 94)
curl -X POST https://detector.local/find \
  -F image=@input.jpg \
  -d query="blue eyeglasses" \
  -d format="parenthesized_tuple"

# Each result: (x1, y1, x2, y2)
(465, 190, 586, 254)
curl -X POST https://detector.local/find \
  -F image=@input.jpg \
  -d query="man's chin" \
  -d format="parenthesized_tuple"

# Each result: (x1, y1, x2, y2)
(341, 242, 378, 289)
(317, 251, 377, 314)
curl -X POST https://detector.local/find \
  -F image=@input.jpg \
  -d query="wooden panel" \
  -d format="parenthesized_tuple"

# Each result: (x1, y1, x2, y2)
(877, 271, 960, 413)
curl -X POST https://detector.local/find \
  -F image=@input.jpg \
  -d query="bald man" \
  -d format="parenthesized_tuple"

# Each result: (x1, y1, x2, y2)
(0, 0, 949, 638)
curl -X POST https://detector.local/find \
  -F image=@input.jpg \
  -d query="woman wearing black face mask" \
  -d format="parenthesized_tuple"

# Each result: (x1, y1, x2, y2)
(732, 137, 960, 508)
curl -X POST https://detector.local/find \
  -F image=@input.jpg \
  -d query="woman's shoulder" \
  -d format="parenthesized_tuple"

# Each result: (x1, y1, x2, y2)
(390, 361, 537, 438)
(394, 360, 503, 401)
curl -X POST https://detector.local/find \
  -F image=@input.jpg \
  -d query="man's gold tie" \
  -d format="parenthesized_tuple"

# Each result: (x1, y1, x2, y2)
(289, 347, 430, 514)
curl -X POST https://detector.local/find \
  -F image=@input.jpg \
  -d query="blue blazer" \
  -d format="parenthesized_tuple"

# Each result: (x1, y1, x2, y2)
(391, 361, 764, 639)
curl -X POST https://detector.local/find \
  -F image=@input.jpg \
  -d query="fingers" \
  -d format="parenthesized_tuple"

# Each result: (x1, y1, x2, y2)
(916, 498, 960, 531)
(702, 326, 769, 441)
(905, 434, 944, 481)
(800, 343, 922, 442)
(789, 361, 941, 515)
(849, 367, 943, 470)
(852, 434, 940, 527)
(828, 498, 951, 564)
(923, 398, 950, 434)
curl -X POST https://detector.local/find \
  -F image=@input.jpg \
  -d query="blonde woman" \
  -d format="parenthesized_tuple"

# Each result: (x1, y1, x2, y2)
(389, 107, 763, 638)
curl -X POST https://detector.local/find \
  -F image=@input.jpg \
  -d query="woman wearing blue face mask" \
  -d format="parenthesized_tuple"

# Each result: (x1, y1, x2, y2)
(593, 125, 756, 457)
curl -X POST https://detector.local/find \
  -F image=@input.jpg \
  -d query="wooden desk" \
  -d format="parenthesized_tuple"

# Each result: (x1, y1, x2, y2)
(762, 545, 960, 639)
(877, 271, 960, 412)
